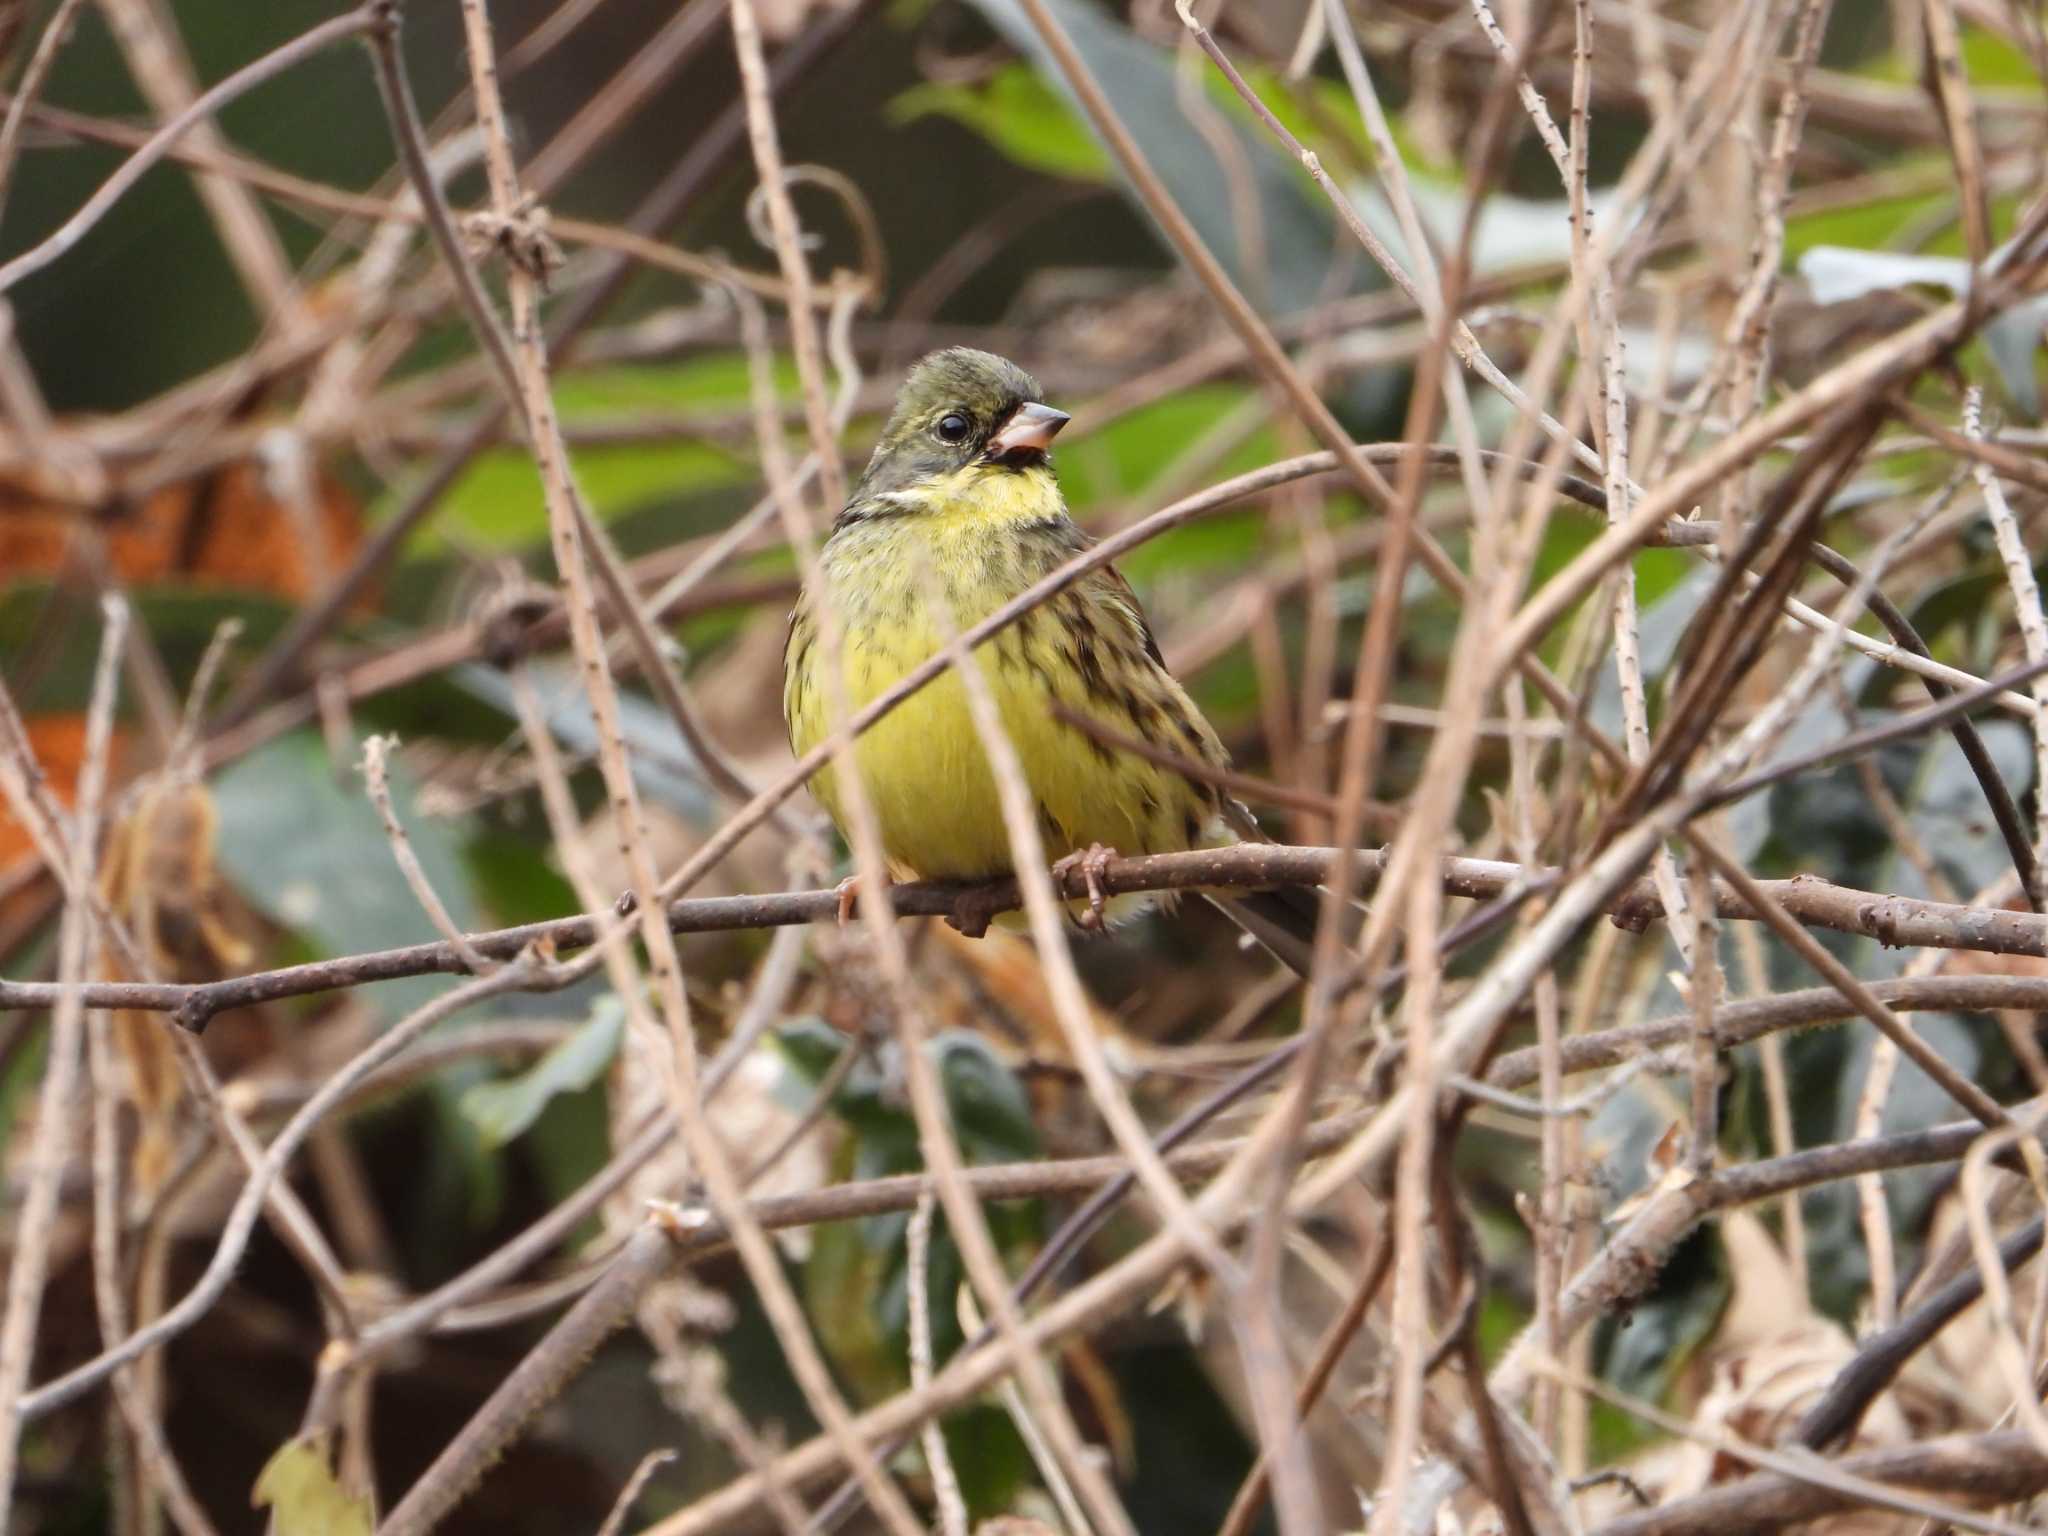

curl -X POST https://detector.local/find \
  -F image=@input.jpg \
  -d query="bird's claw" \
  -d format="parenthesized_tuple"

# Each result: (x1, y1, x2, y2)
(833, 874, 865, 927)
(1053, 843, 1118, 931)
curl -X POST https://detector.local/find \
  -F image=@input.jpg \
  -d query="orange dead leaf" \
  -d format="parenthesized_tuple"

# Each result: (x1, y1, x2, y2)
(99, 779, 259, 1195)
(0, 455, 365, 601)
(0, 714, 127, 919)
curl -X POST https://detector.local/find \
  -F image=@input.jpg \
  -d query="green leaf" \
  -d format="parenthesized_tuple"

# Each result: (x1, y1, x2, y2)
(463, 825, 580, 929)
(771, 1015, 866, 1097)
(1057, 384, 1264, 509)
(410, 437, 747, 554)
(1957, 25, 2044, 85)
(1598, 1225, 1727, 1405)
(934, 1033, 1039, 1165)
(890, 65, 1112, 182)
(1116, 513, 1266, 587)
(1984, 301, 2048, 419)
(1801, 245, 1975, 304)
(252, 1435, 372, 1536)
(0, 586, 304, 716)
(939, 1403, 1033, 1518)
(1894, 724, 2036, 910)
(770, 1021, 1039, 1167)
(388, 357, 781, 554)
(1194, 62, 1380, 172)
(0, 1011, 48, 1161)
(1784, 175, 1948, 259)
(459, 995, 624, 1149)
(426, 1068, 509, 1234)
(803, 1149, 910, 1402)
(453, 659, 719, 824)
(1902, 566, 2004, 655)
(1799, 244, 2047, 417)
(552, 355, 775, 413)
(785, 1020, 1044, 1403)
(959, 0, 1371, 320)
(1476, 1287, 1529, 1363)
(1860, 24, 2044, 87)
(1734, 708, 2025, 1314)
(210, 732, 480, 1021)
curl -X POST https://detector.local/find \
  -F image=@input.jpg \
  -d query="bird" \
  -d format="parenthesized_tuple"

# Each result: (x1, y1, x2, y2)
(782, 346, 1326, 972)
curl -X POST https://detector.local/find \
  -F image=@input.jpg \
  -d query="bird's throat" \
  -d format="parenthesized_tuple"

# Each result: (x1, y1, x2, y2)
(900, 460, 1066, 532)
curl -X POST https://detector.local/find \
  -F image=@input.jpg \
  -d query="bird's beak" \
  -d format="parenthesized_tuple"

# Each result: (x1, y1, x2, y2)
(987, 401, 1071, 463)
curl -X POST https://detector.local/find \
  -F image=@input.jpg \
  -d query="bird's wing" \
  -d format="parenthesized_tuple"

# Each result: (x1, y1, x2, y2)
(1220, 796, 1272, 844)
(1093, 563, 1170, 670)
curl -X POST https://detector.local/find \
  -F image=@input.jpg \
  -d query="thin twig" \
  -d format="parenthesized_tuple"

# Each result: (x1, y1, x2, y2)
(22, 817, 2048, 1023)
(729, 0, 845, 517)
(638, 1099, 2034, 1536)
(18, 961, 551, 1422)
(0, 0, 94, 224)
(1968, 389, 2048, 909)
(1543, 1363, 2038, 1536)
(361, 734, 492, 973)
(595, 1450, 678, 1536)
(1589, 1432, 2048, 1536)
(906, 1196, 968, 1536)
(1958, 1116, 2048, 1454)
(364, 1104, 1377, 1536)
(1492, 224, 2048, 679)
(401, 7, 923, 1534)
(95, 0, 303, 321)
(0, 598, 126, 1526)
(0, 4, 378, 295)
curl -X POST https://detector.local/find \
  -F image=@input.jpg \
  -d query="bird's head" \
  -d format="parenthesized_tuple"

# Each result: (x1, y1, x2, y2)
(855, 348, 1071, 504)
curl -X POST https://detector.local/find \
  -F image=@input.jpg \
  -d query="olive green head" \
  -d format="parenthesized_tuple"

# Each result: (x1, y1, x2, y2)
(854, 347, 1070, 501)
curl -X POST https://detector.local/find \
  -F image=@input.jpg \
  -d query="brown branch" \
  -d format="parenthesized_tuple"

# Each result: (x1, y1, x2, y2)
(478, 1093, 2030, 1536)
(0, 0, 94, 225)
(1794, 1211, 2047, 1452)
(1590, 1431, 2048, 1536)
(1487, 974, 2048, 1091)
(1486, 1090, 2048, 1419)
(10, 843, 2047, 1030)
(17, 960, 554, 1423)
(1213, 1227, 1393, 1536)
(376, 1103, 1369, 1534)
(374, 1221, 682, 1536)
(1491, 214, 2048, 682)
(0, 598, 124, 1525)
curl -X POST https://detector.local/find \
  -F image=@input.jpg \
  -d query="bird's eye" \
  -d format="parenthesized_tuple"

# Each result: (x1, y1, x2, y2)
(935, 412, 970, 443)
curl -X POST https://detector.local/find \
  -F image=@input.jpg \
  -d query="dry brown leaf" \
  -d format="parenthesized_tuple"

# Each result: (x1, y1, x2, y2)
(1902, 1160, 2048, 1433)
(1658, 1214, 1909, 1506)
(98, 779, 262, 1196)
(0, 456, 364, 600)
(0, 714, 127, 926)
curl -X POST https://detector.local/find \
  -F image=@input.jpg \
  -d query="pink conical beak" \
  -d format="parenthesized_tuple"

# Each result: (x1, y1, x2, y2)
(987, 401, 1070, 462)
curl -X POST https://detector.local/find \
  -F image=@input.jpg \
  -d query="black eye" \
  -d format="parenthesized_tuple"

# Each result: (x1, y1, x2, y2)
(935, 412, 970, 443)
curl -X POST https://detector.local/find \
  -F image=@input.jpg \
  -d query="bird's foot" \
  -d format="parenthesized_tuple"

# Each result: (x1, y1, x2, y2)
(1052, 843, 1119, 931)
(833, 872, 884, 927)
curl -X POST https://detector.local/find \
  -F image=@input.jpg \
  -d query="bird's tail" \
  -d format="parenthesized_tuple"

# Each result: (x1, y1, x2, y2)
(1206, 799, 1369, 978)
(1205, 882, 1367, 980)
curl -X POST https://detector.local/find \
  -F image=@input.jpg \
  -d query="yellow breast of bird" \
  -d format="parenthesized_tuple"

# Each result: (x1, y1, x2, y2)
(785, 464, 1226, 882)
